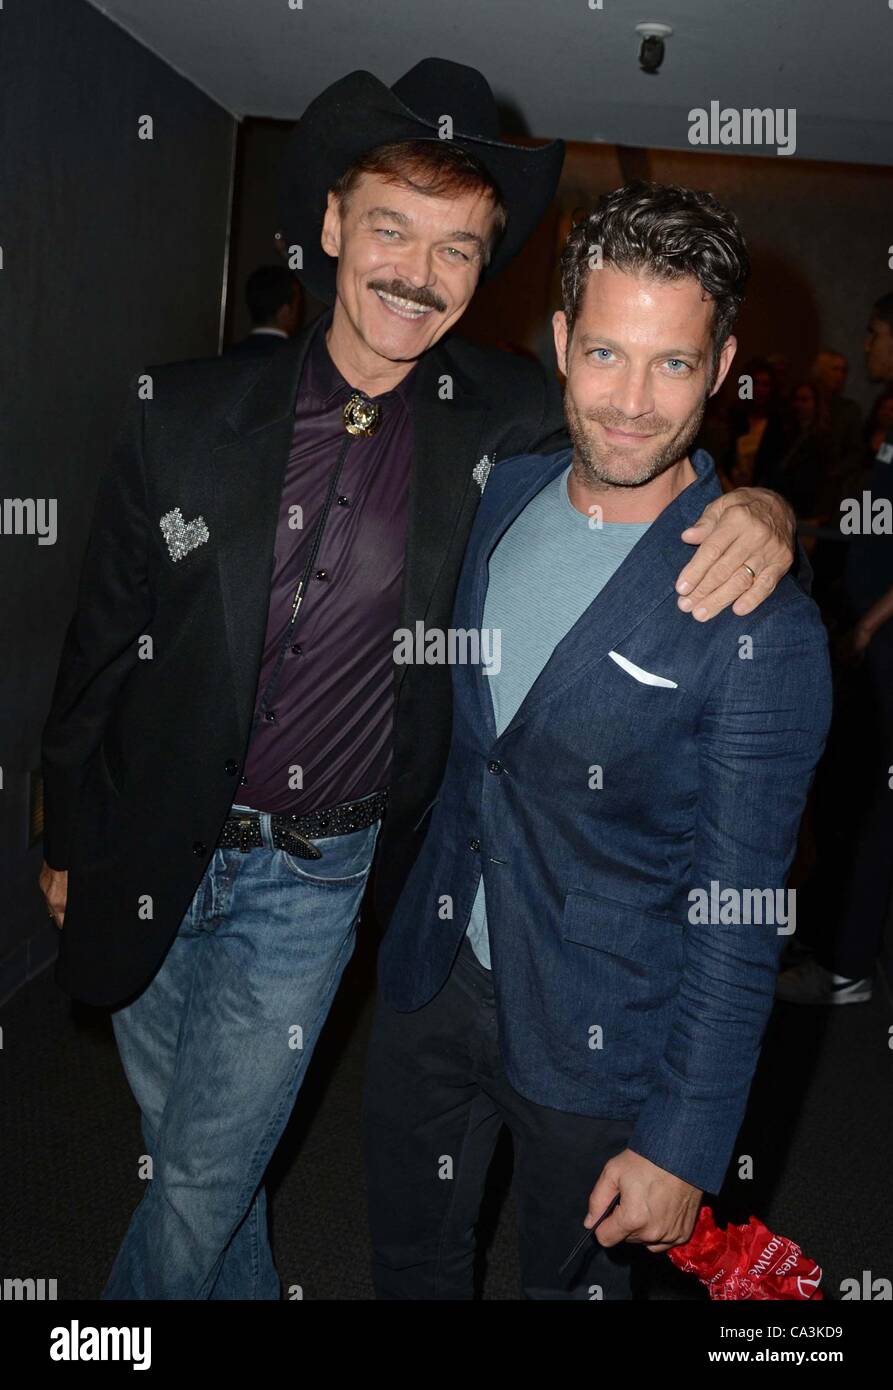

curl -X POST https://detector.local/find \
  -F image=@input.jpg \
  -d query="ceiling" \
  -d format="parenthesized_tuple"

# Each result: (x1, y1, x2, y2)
(86, 0, 893, 166)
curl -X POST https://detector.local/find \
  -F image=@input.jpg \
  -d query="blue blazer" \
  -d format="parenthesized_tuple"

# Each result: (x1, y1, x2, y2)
(377, 447, 832, 1193)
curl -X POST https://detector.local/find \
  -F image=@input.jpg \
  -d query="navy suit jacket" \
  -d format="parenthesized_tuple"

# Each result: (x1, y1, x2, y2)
(377, 446, 833, 1193)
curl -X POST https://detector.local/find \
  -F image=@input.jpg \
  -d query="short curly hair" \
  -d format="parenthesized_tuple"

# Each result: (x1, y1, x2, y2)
(560, 180, 750, 383)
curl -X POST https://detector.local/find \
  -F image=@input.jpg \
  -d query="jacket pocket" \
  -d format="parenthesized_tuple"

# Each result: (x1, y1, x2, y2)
(561, 889, 677, 960)
(559, 890, 683, 1082)
(607, 650, 678, 688)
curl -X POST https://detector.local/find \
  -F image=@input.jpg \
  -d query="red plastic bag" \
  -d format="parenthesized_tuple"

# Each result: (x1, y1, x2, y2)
(667, 1205, 824, 1300)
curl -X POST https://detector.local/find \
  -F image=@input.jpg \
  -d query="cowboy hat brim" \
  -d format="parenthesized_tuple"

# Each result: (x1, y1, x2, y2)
(278, 69, 565, 304)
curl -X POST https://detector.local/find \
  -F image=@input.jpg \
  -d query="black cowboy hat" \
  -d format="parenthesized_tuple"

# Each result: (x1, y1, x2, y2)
(277, 58, 565, 304)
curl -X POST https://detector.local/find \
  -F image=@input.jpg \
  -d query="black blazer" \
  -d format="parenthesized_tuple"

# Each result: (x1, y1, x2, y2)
(41, 320, 568, 1005)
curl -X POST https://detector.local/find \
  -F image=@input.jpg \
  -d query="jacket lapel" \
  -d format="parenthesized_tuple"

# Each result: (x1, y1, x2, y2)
(395, 338, 489, 701)
(467, 451, 572, 632)
(461, 450, 571, 740)
(492, 451, 722, 742)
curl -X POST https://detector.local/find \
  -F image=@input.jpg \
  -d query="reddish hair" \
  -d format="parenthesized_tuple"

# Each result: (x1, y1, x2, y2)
(330, 139, 507, 262)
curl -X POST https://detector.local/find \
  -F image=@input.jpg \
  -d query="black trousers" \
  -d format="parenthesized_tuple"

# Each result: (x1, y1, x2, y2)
(362, 936, 640, 1300)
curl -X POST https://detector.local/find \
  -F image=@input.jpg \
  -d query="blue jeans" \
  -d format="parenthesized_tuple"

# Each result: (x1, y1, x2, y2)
(102, 805, 380, 1300)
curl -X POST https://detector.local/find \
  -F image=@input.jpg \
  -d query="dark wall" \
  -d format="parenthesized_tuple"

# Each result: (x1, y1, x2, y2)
(0, 0, 236, 1002)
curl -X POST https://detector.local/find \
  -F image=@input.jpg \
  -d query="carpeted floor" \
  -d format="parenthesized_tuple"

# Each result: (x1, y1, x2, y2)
(1, 921, 891, 1300)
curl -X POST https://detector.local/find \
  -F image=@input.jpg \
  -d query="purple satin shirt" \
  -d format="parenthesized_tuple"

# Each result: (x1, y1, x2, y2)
(235, 314, 416, 814)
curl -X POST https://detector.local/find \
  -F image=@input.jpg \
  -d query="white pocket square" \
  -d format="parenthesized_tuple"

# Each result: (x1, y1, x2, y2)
(608, 650, 678, 688)
(159, 506, 210, 562)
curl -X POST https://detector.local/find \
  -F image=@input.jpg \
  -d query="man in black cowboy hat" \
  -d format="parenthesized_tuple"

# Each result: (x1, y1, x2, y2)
(39, 58, 797, 1300)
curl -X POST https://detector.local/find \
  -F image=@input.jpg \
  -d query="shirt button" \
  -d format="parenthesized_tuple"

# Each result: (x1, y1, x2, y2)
(469, 838, 481, 852)
(487, 760, 503, 774)
(336, 495, 350, 506)
(291, 644, 303, 655)
(192, 841, 206, 856)
(224, 759, 238, 775)
(265, 711, 276, 723)
(315, 569, 328, 581)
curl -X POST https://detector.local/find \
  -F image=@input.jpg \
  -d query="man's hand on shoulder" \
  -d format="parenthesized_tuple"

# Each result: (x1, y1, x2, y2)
(586, 1148, 703, 1253)
(675, 487, 796, 621)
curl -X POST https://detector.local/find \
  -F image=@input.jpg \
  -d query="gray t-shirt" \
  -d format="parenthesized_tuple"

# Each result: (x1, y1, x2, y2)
(466, 463, 651, 968)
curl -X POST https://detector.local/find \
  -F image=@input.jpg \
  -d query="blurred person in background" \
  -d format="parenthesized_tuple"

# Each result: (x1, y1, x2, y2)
(810, 347, 864, 506)
(778, 296, 893, 1004)
(768, 380, 842, 610)
(225, 264, 302, 357)
(717, 357, 786, 490)
(763, 380, 836, 529)
(865, 385, 893, 467)
(767, 351, 792, 408)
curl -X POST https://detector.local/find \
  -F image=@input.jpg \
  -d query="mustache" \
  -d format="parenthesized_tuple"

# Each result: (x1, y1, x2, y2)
(581, 408, 671, 435)
(368, 278, 447, 313)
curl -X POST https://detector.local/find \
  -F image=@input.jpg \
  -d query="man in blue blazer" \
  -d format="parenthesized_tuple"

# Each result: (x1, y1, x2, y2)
(363, 181, 833, 1300)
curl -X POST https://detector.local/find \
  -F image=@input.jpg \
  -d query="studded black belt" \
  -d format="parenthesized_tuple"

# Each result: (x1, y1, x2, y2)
(218, 790, 388, 858)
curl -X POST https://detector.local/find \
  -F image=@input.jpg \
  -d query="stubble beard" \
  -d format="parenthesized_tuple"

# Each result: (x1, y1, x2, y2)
(565, 391, 709, 491)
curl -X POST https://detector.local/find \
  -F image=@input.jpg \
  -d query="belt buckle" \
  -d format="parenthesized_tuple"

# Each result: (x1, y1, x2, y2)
(286, 828, 323, 861)
(237, 817, 255, 854)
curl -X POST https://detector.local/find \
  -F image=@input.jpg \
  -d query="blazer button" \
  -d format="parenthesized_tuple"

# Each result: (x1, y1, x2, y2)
(193, 841, 206, 856)
(224, 759, 238, 775)
(487, 760, 503, 774)
(469, 838, 481, 852)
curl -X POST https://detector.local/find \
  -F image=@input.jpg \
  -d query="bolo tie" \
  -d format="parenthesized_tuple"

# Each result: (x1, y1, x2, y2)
(247, 388, 383, 855)
(342, 392, 381, 439)
(288, 390, 381, 624)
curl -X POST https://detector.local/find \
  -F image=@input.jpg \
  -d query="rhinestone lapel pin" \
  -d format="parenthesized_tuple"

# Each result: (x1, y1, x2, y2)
(473, 454, 493, 493)
(159, 506, 210, 562)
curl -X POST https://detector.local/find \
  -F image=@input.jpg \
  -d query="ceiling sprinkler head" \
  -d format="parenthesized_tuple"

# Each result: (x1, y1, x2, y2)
(635, 21, 673, 74)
